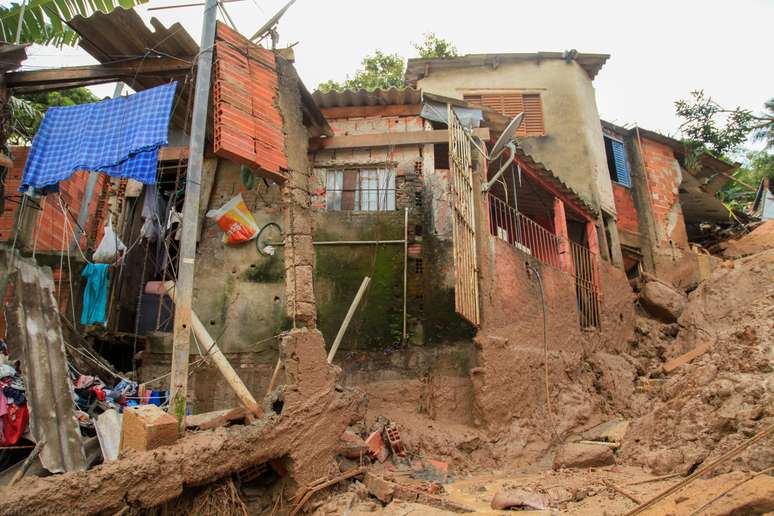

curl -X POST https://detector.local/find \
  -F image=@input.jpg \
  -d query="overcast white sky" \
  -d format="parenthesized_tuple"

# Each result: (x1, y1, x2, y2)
(18, 0, 774, 138)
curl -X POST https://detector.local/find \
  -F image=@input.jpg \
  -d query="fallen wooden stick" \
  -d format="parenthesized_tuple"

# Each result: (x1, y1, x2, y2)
(579, 440, 620, 448)
(8, 439, 46, 487)
(289, 467, 366, 516)
(604, 479, 641, 505)
(688, 466, 774, 516)
(159, 281, 261, 416)
(266, 356, 282, 394)
(626, 422, 774, 515)
(327, 276, 370, 364)
(624, 473, 683, 486)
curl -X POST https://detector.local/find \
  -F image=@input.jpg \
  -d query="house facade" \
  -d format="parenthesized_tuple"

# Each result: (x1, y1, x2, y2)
(405, 52, 625, 268)
(601, 121, 736, 288)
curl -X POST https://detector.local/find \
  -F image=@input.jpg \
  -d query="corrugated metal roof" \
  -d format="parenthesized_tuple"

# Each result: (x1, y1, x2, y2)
(312, 87, 422, 109)
(69, 9, 198, 130)
(405, 52, 610, 86)
(514, 148, 598, 219)
(0, 43, 29, 73)
(3, 250, 86, 474)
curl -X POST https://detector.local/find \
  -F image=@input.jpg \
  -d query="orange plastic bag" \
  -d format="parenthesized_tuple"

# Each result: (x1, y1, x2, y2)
(206, 193, 259, 245)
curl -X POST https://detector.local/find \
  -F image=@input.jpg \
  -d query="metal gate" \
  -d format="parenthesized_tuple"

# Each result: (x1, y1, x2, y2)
(448, 105, 480, 326)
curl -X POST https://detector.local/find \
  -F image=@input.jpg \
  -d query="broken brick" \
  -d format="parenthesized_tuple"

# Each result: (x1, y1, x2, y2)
(365, 430, 390, 463)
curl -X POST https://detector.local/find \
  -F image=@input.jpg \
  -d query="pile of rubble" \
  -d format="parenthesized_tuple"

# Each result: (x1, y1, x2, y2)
(621, 246, 774, 476)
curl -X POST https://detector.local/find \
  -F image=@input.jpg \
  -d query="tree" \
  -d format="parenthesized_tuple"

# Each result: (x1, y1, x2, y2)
(719, 150, 774, 210)
(0, 0, 148, 46)
(318, 33, 458, 92)
(675, 90, 774, 155)
(8, 87, 99, 144)
(412, 32, 458, 59)
(318, 51, 405, 92)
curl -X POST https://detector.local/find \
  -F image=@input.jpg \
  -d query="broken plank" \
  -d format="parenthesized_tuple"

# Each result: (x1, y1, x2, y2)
(663, 341, 714, 373)
(309, 127, 490, 151)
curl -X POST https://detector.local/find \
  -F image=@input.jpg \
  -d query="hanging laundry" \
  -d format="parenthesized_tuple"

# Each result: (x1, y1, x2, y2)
(20, 82, 177, 192)
(141, 186, 167, 242)
(2, 403, 29, 446)
(80, 263, 111, 325)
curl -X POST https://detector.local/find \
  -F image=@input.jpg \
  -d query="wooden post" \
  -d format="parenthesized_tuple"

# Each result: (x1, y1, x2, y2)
(163, 282, 261, 416)
(327, 276, 370, 364)
(168, 0, 218, 429)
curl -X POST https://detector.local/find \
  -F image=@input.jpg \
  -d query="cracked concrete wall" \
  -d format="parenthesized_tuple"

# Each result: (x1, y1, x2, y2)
(277, 58, 317, 327)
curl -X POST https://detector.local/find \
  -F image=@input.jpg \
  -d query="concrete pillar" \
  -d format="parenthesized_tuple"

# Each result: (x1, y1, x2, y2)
(605, 216, 625, 268)
(553, 198, 573, 273)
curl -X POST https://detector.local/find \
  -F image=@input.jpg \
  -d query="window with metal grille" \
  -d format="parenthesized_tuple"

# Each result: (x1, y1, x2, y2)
(603, 136, 631, 187)
(325, 168, 396, 211)
(463, 92, 545, 136)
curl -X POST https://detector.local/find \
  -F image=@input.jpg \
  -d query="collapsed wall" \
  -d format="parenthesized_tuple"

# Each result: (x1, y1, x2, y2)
(0, 329, 364, 515)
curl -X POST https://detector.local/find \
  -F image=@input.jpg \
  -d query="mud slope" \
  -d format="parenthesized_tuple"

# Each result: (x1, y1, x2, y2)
(622, 248, 774, 475)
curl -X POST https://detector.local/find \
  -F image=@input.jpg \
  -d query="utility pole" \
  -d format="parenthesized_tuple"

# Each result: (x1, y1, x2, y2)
(168, 0, 218, 429)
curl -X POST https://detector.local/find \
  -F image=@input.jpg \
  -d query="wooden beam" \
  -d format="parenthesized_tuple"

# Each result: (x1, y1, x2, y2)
(309, 127, 490, 151)
(320, 104, 423, 120)
(159, 146, 189, 161)
(5, 58, 192, 89)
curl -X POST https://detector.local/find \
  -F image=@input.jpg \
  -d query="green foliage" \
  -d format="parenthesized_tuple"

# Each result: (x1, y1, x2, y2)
(318, 34, 457, 92)
(9, 87, 100, 144)
(719, 149, 774, 210)
(318, 51, 405, 92)
(675, 90, 774, 155)
(0, 0, 148, 47)
(412, 32, 458, 59)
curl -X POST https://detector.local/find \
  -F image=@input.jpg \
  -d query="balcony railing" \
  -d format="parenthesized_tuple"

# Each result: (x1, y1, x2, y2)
(486, 194, 601, 328)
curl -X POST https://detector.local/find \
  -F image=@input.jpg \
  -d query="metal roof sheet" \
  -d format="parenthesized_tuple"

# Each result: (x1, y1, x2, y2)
(312, 87, 422, 109)
(69, 9, 198, 130)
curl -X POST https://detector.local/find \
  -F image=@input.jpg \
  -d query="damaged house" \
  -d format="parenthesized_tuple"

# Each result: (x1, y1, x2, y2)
(0, 6, 771, 515)
(601, 121, 739, 288)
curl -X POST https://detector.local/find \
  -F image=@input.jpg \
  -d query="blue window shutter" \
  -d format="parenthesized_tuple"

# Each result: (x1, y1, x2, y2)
(611, 139, 631, 187)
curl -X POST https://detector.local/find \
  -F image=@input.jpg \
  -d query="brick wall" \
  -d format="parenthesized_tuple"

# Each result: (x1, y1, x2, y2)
(212, 23, 288, 182)
(640, 138, 688, 248)
(612, 183, 639, 237)
(1, 147, 109, 252)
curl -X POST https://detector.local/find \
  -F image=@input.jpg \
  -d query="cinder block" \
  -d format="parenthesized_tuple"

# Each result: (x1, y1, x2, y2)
(119, 405, 179, 452)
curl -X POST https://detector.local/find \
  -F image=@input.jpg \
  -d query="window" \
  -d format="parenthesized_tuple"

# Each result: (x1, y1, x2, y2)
(463, 92, 545, 136)
(325, 168, 395, 211)
(604, 136, 632, 187)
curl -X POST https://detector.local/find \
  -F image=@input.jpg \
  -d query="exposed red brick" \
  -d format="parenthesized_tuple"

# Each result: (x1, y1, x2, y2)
(212, 23, 288, 182)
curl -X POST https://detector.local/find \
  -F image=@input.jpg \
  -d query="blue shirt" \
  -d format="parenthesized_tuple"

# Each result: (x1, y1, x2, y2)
(80, 263, 110, 325)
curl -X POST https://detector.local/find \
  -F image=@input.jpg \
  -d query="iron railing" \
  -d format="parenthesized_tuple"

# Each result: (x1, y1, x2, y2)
(486, 193, 601, 328)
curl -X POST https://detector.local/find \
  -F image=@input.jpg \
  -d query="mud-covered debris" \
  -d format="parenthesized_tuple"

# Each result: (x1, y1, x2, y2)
(120, 405, 178, 453)
(639, 280, 687, 323)
(553, 443, 615, 470)
(490, 488, 549, 510)
(337, 430, 368, 460)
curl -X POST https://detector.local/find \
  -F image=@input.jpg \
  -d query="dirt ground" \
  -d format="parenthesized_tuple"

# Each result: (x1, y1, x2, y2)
(2, 230, 772, 515)
(303, 236, 774, 515)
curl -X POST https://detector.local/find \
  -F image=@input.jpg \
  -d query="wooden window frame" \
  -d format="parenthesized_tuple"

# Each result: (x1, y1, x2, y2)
(463, 91, 545, 136)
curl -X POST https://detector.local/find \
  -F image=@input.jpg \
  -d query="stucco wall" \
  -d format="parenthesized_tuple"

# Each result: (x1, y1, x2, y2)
(309, 114, 471, 350)
(415, 59, 615, 215)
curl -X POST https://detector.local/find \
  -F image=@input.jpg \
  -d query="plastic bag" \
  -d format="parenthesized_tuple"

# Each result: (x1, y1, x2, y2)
(93, 214, 127, 263)
(206, 193, 259, 245)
